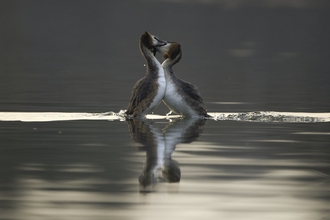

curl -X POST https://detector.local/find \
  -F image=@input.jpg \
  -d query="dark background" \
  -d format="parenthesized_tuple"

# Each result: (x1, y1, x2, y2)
(1, 0, 330, 113)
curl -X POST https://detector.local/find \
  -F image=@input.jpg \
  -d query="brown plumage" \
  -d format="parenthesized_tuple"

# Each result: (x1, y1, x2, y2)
(159, 42, 210, 118)
(126, 32, 167, 118)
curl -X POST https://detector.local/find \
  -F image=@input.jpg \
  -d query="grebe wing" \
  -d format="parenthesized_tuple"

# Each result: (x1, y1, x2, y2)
(126, 78, 154, 115)
(179, 79, 209, 117)
(177, 79, 204, 105)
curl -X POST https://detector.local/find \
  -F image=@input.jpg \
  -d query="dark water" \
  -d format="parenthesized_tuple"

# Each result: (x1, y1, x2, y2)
(1, 1, 330, 219)
(0, 119, 329, 219)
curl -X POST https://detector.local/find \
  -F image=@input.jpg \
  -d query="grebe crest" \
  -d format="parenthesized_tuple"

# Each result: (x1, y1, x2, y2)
(140, 32, 166, 56)
(125, 32, 167, 119)
(158, 42, 209, 118)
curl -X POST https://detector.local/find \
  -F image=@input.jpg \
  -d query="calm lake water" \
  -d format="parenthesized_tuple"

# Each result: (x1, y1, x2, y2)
(0, 117, 329, 219)
(1, 1, 330, 219)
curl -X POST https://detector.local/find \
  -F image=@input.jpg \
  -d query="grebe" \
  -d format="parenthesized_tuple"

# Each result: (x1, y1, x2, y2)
(159, 42, 209, 118)
(126, 32, 167, 118)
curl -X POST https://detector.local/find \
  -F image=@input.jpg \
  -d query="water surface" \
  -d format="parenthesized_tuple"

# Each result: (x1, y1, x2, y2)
(0, 113, 329, 219)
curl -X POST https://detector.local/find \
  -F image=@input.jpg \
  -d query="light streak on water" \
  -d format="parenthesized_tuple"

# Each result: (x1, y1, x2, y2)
(0, 111, 329, 122)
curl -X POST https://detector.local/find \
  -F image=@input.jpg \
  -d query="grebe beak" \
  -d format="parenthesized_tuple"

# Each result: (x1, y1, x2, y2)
(155, 42, 172, 53)
(152, 36, 167, 55)
(154, 36, 167, 46)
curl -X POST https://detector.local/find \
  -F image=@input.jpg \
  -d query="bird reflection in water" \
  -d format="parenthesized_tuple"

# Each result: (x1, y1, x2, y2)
(127, 118, 206, 192)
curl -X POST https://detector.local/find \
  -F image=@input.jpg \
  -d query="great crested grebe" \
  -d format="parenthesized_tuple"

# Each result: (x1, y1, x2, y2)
(125, 32, 167, 118)
(159, 42, 209, 118)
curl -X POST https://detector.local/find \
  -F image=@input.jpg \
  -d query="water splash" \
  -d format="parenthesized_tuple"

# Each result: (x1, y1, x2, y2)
(210, 111, 330, 123)
(0, 111, 329, 123)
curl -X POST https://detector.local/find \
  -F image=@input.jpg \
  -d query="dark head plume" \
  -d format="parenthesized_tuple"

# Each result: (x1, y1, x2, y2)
(164, 43, 181, 60)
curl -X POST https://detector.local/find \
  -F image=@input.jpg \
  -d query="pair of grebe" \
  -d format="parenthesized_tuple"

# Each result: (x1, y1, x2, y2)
(126, 32, 209, 119)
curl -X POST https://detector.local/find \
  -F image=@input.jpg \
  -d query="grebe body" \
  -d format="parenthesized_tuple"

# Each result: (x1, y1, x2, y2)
(126, 32, 167, 118)
(159, 43, 209, 118)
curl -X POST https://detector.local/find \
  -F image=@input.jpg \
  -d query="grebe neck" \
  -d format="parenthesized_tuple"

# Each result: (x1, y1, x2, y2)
(140, 42, 160, 73)
(162, 51, 182, 74)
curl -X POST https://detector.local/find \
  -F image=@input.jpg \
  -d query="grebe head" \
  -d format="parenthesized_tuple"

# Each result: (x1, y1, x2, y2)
(157, 42, 182, 67)
(140, 32, 167, 55)
(157, 42, 181, 60)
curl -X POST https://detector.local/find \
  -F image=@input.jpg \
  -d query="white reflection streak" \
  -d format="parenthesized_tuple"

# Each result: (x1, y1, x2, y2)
(294, 132, 330, 135)
(0, 111, 329, 122)
(0, 112, 120, 122)
(175, 153, 328, 167)
(2, 159, 329, 220)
